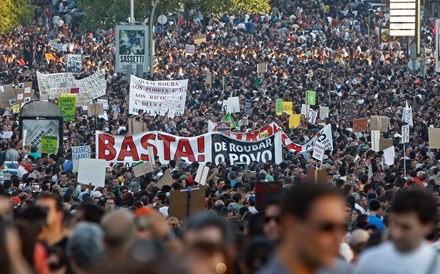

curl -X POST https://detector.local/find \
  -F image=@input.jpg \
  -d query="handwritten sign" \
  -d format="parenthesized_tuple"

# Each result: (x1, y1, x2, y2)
(132, 161, 154, 177)
(255, 182, 283, 211)
(58, 94, 76, 122)
(40, 136, 58, 154)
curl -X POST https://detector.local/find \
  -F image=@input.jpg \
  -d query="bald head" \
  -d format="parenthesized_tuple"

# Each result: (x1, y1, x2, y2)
(101, 210, 135, 251)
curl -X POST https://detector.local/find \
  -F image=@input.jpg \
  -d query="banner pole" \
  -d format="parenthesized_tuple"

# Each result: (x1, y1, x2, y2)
(403, 143, 407, 178)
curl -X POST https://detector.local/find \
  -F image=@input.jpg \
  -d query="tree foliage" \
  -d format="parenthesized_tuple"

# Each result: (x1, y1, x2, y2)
(78, 0, 270, 31)
(78, 0, 182, 31)
(190, 0, 270, 15)
(0, 0, 33, 33)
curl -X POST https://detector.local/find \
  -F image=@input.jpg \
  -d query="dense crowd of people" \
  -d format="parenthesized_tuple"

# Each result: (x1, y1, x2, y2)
(0, 0, 440, 273)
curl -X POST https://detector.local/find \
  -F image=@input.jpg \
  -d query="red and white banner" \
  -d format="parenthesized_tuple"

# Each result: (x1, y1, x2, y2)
(208, 121, 302, 152)
(96, 131, 283, 166)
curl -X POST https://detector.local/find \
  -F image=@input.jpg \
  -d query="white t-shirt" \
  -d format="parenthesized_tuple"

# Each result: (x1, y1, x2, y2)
(354, 241, 440, 274)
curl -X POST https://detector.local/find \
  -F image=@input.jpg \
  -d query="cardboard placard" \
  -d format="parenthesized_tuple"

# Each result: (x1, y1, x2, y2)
(353, 118, 369, 132)
(0, 82, 33, 109)
(428, 128, 440, 149)
(205, 72, 212, 85)
(379, 138, 393, 151)
(169, 187, 205, 220)
(380, 116, 390, 132)
(257, 63, 267, 74)
(88, 103, 104, 116)
(193, 34, 207, 45)
(306, 167, 328, 184)
(255, 182, 283, 212)
(132, 161, 154, 177)
(402, 125, 410, 144)
(370, 116, 389, 132)
(157, 169, 174, 188)
(129, 117, 147, 134)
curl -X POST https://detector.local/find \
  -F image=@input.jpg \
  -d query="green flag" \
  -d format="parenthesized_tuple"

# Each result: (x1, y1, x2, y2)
(222, 113, 236, 129)
(255, 73, 260, 88)
(306, 90, 316, 105)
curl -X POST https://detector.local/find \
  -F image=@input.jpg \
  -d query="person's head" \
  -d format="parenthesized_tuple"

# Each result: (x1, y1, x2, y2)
(390, 189, 437, 252)
(105, 197, 116, 212)
(279, 184, 347, 270)
(184, 213, 233, 247)
(348, 228, 369, 256)
(67, 222, 104, 273)
(263, 200, 281, 242)
(59, 172, 68, 185)
(368, 199, 381, 212)
(36, 192, 64, 229)
(101, 210, 135, 252)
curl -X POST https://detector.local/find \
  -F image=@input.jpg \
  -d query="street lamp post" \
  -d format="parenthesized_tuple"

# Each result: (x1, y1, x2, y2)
(149, 0, 159, 78)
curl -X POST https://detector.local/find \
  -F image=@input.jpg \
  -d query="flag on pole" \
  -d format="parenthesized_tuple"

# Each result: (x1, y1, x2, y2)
(402, 101, 413, 127)
(221, 113, 236, 129)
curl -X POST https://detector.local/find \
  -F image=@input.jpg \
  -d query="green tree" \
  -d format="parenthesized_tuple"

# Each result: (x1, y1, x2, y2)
(191, 0, 270, 15)
(78, 0, 182, 31)
(0, 0, 33, 33)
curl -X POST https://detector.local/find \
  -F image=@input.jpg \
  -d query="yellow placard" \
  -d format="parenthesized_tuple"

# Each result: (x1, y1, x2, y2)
(12, 104, 20, 114)
(282, 102, 293, 115)
(289, 114, 301, 128)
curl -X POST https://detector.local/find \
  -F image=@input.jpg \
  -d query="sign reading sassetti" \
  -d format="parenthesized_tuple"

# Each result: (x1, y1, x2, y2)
(115, 25, 149, 73)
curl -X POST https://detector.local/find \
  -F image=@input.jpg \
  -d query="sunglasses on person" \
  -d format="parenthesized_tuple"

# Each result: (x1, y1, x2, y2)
(264, 215, 280, 224)
(311, 221, 347, 234)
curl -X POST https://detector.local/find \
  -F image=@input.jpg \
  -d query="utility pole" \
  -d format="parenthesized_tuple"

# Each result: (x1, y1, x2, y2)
(149, 0, 159, 78)
(130, 0, 135, 24)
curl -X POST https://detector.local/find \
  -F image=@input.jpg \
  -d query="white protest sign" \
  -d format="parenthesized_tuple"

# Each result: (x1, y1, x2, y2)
(37, 71, 106, 106)
(383, 146, 395, 166)
(312, 142, 325, 162)
(185, 44, 195, 55)
(195, 164, 210, 185)
(402, 101, 413, 127)
(308, 109, 318, 124)
(132, 162, 154, 177)
(227, 97, 240, 113)
(129, 75, 188, 116)
(301, 104, 309, 117)
(319, 106, 329, 120)
(72, 145, 91, 172)
(402, 125, 410, 144)
(3, 131, 13, 139)
(66, 54, 82, 73)
(77, 159, 107, 187)
(371, 130, 381, 152)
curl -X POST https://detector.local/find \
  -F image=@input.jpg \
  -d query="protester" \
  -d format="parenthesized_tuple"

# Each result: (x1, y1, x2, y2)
(354, 189, 440, 273)
(0, 0, 439, 273)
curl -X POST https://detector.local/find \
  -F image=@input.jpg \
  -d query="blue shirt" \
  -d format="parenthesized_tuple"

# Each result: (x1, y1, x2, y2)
(368, 214, 385, 231)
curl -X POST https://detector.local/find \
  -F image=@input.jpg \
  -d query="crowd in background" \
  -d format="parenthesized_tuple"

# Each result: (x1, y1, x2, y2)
(0, 0, 440, 273)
